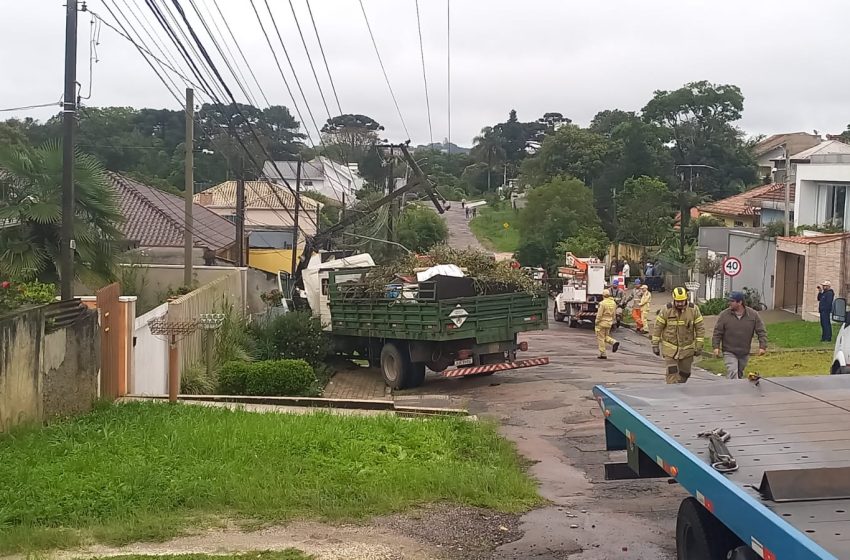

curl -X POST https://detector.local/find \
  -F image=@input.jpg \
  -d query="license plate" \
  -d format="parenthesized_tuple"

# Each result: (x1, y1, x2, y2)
(454, 357, 473, 367)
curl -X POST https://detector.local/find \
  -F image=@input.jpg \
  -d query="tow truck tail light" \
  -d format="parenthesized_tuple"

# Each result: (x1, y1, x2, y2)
(457, 349, 472, 359)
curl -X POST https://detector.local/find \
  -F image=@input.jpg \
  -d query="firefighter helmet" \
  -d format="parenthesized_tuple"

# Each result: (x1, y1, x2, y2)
(672, 286, 688, 301)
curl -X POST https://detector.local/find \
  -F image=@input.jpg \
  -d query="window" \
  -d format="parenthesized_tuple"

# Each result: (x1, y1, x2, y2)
(302, 180, 313, 187)
(817, 183, 848, 228)
(734, 220, 745, 227)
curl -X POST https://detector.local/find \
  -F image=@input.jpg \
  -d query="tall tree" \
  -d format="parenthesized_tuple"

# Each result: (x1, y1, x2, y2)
(321, 114, 384, 164)
(518, 124, 612, 187)
(0, 141, 122, 285)
(642, 81, 757, 199)
(471, 126, 506, 190)
(615, 176, 674, 247)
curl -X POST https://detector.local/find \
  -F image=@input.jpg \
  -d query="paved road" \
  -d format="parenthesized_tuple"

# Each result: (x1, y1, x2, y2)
(443, 204, 486, 250)
(398, 214, 721, 558)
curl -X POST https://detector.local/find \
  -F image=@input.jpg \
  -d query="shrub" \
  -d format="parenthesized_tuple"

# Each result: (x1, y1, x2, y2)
(218, 359, 317, 396)
(250, 311, 328, 366)
(218, 361, 252, 394)
(699, 298, 727, 316)
(181, 363, 217, 395)
(245, 360, 316, 396)
(0, 280, 57, 313)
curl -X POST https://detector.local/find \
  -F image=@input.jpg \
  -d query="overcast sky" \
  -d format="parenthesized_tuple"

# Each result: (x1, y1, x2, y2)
(3, 0, 850, 147)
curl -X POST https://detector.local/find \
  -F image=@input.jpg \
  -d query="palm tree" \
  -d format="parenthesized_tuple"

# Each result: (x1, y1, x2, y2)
(471, 126, 506, 191)
(0, 141, 123, 286)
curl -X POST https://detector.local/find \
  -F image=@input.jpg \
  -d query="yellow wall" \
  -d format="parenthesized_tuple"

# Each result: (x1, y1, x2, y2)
(249, 248, 301, 274)
(702, 212, 756, 228)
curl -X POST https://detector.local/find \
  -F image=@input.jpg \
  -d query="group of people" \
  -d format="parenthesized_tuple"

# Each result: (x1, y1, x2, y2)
(595, 284, 772, 384)
(609, 259, 664, 292)
(460, 199, 478, 219)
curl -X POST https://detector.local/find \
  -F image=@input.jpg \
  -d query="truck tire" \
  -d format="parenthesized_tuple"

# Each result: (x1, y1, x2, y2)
(380, 342, 411, 390)
(831, 361, 850, 375)
(553, 307, 565, 322)
(568, 317, 578, 328)
(676, 497, 740, 560)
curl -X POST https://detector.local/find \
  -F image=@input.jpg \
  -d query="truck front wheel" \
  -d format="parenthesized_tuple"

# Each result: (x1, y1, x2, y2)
(676, 498, 740, 560)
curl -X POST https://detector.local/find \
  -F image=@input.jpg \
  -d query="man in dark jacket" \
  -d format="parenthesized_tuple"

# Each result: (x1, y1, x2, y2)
(818, 280, 835, 342)
(712, 291, 768, 379)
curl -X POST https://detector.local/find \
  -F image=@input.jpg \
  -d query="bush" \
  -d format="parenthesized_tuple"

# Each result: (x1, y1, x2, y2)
(250, 311, 329, 366)
(699, 298, 727, 316)
(245, 360, 316, 396)
(218, 361, 252, 394)
(0, 280, 57, 313)
(218, 359, 317, 396)
(181, 363, 217, 395)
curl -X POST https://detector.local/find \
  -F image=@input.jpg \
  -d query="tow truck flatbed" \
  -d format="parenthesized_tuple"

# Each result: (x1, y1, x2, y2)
(593, 376, 850, 559)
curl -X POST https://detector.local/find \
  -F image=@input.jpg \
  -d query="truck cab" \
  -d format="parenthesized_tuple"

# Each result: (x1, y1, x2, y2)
(831, 297, 850, 374)
(553, 253, 606, 327)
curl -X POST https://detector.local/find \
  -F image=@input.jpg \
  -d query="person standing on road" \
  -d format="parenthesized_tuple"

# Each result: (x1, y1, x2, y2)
(712, 291, 768, 379)
(638, 284, 652, 334)
(595, 289, 620, 359)
(818, 280, 835, 342)
(652, 287, 705, 384)
(622, 260, 630, 281)
(626, 279, 643, 331)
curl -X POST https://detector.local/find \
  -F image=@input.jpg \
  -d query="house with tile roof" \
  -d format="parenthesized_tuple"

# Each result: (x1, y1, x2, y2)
(752, 132, 821, 181)
(262, 157, 363, 205)
(696, 183, 795, 228)
(109, 173, 237, 264)
(194, 180, 322, 274)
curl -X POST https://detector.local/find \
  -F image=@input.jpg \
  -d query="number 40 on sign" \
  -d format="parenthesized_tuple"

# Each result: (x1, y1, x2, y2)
(723, 256, 742, 277)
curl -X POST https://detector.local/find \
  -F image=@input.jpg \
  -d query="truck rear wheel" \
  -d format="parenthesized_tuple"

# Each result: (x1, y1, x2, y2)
(676, 497, 740, 560)
(408, 362, 426, 388)
(380, 342, 409, 389)
(553, 307, 565, 322)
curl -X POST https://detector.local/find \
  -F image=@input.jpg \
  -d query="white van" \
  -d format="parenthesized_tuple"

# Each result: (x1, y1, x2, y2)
(830, 298, 850, 374)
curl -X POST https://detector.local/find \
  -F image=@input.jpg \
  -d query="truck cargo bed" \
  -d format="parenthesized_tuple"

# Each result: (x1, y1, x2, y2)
(594, 376, 850, 560)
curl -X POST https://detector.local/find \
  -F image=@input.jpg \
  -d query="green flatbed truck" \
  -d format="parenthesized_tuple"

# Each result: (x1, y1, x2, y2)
(323, 267, 549, 389)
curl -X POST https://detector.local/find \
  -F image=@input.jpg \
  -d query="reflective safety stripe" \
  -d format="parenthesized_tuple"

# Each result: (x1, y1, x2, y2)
(694, 315, 704, 323)
(663, 341, 693, 350)
(669, 320, 686, 325)
(655, 316, 668, 324)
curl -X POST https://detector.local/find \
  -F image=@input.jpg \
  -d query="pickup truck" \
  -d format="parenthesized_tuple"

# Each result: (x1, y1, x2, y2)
(303, 253, 549, 389)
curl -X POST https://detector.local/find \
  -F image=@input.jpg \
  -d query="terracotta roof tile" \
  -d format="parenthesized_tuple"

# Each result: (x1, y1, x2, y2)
(698, 183, 794, 217)
(778, 232, 850, 245)
(194, 181, 321, 211)
(109, 173, 235, 251)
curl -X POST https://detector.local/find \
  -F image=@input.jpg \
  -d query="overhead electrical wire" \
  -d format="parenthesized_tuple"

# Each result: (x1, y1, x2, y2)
(97, 1, 319, 233)
(287, 0, 332, 119)
(358, 0, 411, 140)
(0, 101, 61, 112)
(414, 0, 434, 145)
(446, 0, 451, 153)
(304, 0, 342, 115)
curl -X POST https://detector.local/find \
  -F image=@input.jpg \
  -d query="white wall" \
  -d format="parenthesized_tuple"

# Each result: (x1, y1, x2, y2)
(795, 163, 850, 228)
(132, 302, 169, 395)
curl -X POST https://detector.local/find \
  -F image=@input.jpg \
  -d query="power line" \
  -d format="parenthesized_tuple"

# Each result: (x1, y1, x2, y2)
(304, 0, 342, 115)
(287, 0, 332, 119)
(0, 100, 61, 112)
(358, 0, 411, 140)
(446, 0, 451, 153)
(414, 0, 433, 145)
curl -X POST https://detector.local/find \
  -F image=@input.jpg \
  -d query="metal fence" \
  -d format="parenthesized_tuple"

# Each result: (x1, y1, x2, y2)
(167, 271, 243, 371)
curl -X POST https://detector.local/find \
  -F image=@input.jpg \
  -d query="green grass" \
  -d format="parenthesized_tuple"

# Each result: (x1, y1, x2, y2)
(0, 402, 539, 554)
(698, 349, 832, 377)
(762, 320, 840, 349)
(85, 552, 312, 560)
(469, 206, 521, 252)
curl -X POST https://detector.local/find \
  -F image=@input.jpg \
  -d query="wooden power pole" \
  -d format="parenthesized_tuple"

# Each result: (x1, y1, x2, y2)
(386, 155, 395, 242)
(290, 159, 301, 275)
(183, 88, 194, 285)
(60, 0, 79, 299)
(235, 157, 246, 267)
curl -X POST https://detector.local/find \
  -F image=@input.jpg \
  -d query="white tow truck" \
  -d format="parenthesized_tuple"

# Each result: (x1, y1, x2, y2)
(552, 252, 606, 328)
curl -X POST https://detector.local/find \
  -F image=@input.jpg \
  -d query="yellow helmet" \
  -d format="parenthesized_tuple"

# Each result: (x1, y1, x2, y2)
(672, 286, 688, 301)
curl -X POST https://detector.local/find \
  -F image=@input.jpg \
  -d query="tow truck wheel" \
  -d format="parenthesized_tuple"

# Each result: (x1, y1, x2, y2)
(553, 308, 565, 322)
(676, 498, 740, 560)
(407, 362, 426, 388)
(381, 342, 411, 390)
(568, 317, 578, 328)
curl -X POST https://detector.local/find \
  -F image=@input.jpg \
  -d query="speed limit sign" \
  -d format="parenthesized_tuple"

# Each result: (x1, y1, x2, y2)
(723, 256, 742, 277)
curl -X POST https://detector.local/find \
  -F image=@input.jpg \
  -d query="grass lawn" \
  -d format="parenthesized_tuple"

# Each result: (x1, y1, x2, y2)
(762, 320, 841, 349)
(87, 553, 312, 560)
(698, 349, 832, 377)
(469, 206, 521, 252)
(0, 402, 539, 554)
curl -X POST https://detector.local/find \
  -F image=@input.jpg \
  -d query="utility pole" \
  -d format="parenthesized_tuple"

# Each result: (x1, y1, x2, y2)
(290, 159, 301, 275)
(386, 153, 395, 242)
(183, 88, 194, 285)
(784, 144, 791, 237)
(60, 0, 79, 300)
(235, 157, 245, 267)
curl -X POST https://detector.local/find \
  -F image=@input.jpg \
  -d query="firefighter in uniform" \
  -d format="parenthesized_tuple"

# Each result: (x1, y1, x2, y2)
(595, 289, 620, 359)
(652, 286, 705, 383)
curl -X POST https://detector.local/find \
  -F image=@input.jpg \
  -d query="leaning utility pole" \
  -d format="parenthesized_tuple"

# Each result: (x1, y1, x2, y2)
(290, 159, 301, 275)
(235, 157, 246, 267)
(60, 0, 79, 300)
(784, 144, 791, 237)
(183, 88, 194, 285)
(386, 153, 395, 242)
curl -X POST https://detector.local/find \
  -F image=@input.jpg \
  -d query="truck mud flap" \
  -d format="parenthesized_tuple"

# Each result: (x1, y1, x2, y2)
(441, 357, 550, 378)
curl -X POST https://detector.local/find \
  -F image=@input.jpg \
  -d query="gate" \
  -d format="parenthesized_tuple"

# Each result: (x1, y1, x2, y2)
(96, 283, 121, 400)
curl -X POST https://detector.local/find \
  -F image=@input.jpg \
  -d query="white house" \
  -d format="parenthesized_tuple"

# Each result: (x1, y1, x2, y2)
(752, 132, 821, 181)
(262, 157, 363, 206)
(794, 153, 850, 229)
